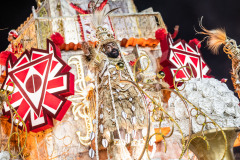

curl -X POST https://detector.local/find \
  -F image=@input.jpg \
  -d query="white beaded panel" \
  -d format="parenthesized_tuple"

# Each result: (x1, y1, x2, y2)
(63, 17, 82, 44)
(111, 16, 139, 40)
(49, 0, 60, 17)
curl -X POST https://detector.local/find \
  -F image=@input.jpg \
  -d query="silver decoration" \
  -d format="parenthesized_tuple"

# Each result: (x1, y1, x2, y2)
(99, 124, 104, 133)
(100, 114, 104, 119)
(125, 133, 131, 144)
(119, 83, 125, 87)
(102, 139, 108, 148)
(122, 111, 127, 120)
(106, 107, 111, 113)
(92, 119, 96, 125)
(89, 148, 95, 158)
(90, 131, 95, 141)
(0, 151, 10, 160)
(132, 130, 136, 139)
(131, 116, 136, 124)
(129, 97, 133, 101)
(131, 105, 135, 111)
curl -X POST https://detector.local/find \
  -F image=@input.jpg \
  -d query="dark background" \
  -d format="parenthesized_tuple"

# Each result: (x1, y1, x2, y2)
(0, 0, 240, 157)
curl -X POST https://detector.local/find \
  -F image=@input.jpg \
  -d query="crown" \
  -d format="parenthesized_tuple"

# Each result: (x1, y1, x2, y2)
(96, 26, 115, 46)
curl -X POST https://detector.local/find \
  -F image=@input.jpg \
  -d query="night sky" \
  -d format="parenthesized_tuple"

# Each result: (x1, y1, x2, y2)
(1, 0, 240, 92)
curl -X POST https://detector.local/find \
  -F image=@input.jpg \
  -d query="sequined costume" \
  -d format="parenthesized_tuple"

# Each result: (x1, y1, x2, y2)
(98, 56, 147, 136)
(82, 41, 149, 159)
(83, 46, 148, 143)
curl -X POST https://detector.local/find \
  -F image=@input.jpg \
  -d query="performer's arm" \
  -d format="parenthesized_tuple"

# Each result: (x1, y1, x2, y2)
(66, 0, 88, 14)
(82, 42, 101, 69)
(97, 0, 108, 11)
(171, 25, 179, 39)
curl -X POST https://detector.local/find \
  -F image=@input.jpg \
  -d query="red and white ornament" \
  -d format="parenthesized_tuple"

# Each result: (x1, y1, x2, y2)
(161, 35, 211, 87)
(1, 40, 74, 132)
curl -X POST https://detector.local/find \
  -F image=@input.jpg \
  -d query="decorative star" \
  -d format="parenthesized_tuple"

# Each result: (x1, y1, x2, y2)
(1, 40, 74, 132)
(160, 35, 211, 87)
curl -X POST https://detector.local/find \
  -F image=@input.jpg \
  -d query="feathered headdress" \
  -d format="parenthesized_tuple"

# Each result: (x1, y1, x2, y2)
(91, 7, 118, 47)
(196, 17, 227, 54)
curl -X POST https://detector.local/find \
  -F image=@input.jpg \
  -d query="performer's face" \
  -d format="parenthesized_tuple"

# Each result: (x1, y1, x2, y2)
(8, 35, 14, 42)
(103, 42, 120, 58)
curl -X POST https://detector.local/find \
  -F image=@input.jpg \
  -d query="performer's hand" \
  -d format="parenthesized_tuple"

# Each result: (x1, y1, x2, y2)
(174, 25, 179, 31)
(82, 42, 90, 56)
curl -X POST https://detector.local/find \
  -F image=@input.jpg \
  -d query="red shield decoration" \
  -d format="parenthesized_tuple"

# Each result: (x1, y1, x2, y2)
(1, 40, 74, 132)
(161, 35, 211, 87)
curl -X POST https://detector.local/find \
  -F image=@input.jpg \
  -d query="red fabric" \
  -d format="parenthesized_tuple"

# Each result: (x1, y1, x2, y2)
(70, 0, 108, 14)
(50, 32, 64, 46)
(171, 29, 178, 39)
(155, 28, 167, 41)
(189, 38, 201, 48)
(0, 51, 12, 65)
(70, 3, 89, 14)
(203, 75, 213, 78)
(129, 59, 136, 66)
(221, 78, 228, 83)
(97, 0, 108, 11)
(12, 43, 23, 54)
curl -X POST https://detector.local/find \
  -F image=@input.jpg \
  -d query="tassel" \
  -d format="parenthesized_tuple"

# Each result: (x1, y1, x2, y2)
(130, 140, 148, 160)
(109, 140, 132, 160)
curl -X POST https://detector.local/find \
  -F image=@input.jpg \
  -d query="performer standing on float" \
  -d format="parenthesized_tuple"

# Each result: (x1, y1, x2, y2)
(66, 0, 108, 14)
(6, 30, 23, 58)
(81, 8, 149, 160)
(0, 30, 21, 82)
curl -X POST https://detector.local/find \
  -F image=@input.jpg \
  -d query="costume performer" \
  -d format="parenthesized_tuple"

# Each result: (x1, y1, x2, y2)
(0, 30, 20, 82)
(82, 9, 149, 160)
(6, 30, 23, 58)
(66, 0, 108, 14)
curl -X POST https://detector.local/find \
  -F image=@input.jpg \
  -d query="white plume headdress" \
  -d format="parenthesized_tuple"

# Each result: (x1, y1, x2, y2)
(91, 7, 118, 47)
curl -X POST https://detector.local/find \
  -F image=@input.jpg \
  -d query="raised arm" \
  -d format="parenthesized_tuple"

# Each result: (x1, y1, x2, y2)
(97, 0, 108, 11)
(171, 25, 179, 39)
(66, 0, 88, 14)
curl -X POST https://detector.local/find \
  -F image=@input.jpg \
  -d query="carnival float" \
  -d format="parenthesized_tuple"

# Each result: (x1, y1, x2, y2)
(0, 0, 239, 160)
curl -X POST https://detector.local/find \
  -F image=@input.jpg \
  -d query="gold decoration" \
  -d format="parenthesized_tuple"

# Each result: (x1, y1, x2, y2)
(0, 82, 28, 158)
(120, 56, 188, 160)
(172, 66, 228, 160)
(68, 55, 93, 146)
(96, 26, 115, 45)
(157, 71, 165, 79)
(116, 61, 125, 70)
(188, 127, 239, 160)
